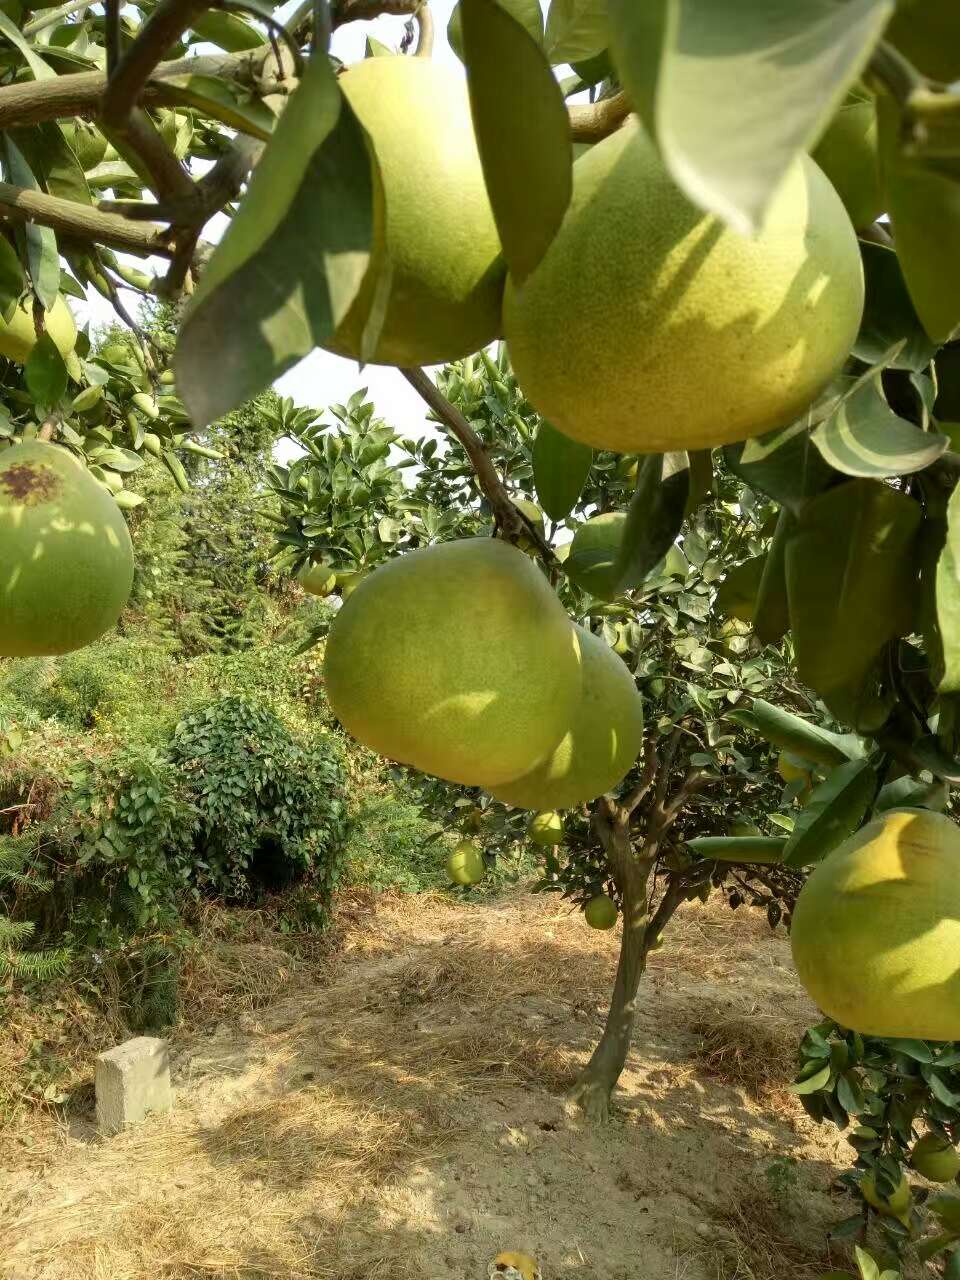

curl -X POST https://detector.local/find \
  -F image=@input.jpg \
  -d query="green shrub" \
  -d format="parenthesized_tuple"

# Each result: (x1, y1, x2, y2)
(167, 696, 348, 920)
(344, 792, 447, 893)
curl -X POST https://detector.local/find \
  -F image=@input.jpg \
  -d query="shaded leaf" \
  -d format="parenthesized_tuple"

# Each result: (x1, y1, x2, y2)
(2, 139, 59, 309)
(855, 239, 939, 373)
(532, 419, 592, 520)
(715, 555, 764, 623)
(812, 375, 948, 479)
(614, 452, 689, 593)
(737, 698, 861, 767)
(875, 775, 948, 813)
(936, 477, 960, 693)
(0, 235, 25, 323)
(24, 333, 67, 406)
(724, 420, 837, 512)
(191, 10, 265, 51)
(461, 0, 572, 283)
(754, 507, 792, 645)
(154, 75, 276, 141)
(782, 759, 877, 868)
(10, 122, 91, 205)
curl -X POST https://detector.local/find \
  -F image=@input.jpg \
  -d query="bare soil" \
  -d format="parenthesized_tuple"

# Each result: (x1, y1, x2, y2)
(0, 891, 864, 1280)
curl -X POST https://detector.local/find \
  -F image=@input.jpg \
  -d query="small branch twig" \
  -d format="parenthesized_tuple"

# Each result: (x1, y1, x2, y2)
(646, 875, 687, 945)
(400, 366, 553, 555)
(568, 91, 630, 142)
(0, 180, 175, 257)
(23, 0, 93, 35)
(653, 727, 683, 813)
(622, 738, 658, 820)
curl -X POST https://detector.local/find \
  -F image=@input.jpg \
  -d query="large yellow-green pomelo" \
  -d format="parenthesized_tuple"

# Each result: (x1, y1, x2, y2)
(790, 809, 960, 1040)
(324, 57, 505, 367)
(0, 295, 77, 366)
(503, 120, 864, 454)
(584, 894, 618, 930)
(488, 625, 644, 811)
(911, 1133, 960, 1183)
(812, 99, 883, 231)
(0, 441, 134, 657)
(885, 1, 960, 85)
(446, 840, 486, 886)
(323, 538, 581, 787)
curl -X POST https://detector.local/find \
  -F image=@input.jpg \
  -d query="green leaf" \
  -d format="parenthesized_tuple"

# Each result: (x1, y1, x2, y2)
(879, 95, 960, 344)
(613, 452, 689, 593)
(10, 122, 91, 205)
(875, 775, 948, 813)
(715, 555, 765, 623)
(931, 1196, 960, 1233)
(532, 420, 592, 520)
(789, 1062, 832, 1094)
(786, 479, 922, 704)
(685, 836, 786, 865)
(544, 0, 608, 64)
(0, 235, 25, 323)
(936, 477, 960, 693)
(24, 332, 67, 406)
(365, 35, 395, 56)
(190, 10, 265, 51)
(812, 375, 948, 479)
(782, 759, 877, 868)
(0, 7, 54, 80)
(888, 1038, 934, 1062)
(461, 0, 572, 283)
(3, 139, 59, 309)
(607, 0, 892, 233)
(837, 1071, 867, 1116)
(448, 0, 543, 58)
(854, 1247, 881, 1280)
(754, 508, 792, 645)
(723, 421, 837, 512)
(854, 240, 940, 373)
(153, 75, 276, 141)
(175, 57, 375, 427)
(739, 698, 861, 767)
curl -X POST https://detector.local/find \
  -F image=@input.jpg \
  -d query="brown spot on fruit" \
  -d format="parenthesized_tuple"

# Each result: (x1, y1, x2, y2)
(0, 462, 61, 505)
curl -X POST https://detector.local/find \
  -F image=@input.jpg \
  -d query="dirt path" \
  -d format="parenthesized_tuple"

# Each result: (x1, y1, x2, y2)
(0, 892, 859, 1280)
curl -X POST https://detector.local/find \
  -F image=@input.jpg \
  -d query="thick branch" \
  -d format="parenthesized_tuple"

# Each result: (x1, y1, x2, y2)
(401, 366, 552, 554)
(568, 92, 630, 143)
(0, 180, 174, 257)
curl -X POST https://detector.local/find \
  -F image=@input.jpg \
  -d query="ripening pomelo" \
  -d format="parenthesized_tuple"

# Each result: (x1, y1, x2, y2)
(324, 57, 504, 366)
(812, 98, 883, 231)
(584, 895, 618, 930)
(488, 625, 644, 811)
(299, 562, 337, 597)
(790, 809, 960, 1040)
(0, 295, 77, 367)
(503, 120, 864, 454)
(860, 1169, 912, 1221)
(0, 441, 134, 656)
(323, 539, 581, 788)
(446, 840, 485, 886)
(336, 570, 365, 600)
(528, 811, 564, 845)
(911, 1133, 960, 1183)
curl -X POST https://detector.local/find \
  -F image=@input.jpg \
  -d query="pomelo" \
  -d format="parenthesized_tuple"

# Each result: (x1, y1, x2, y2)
(323, 538, 581, 787)
(790, 809, 960, 1040)
(528, 811, 564, 845)
(503, 120, 864, 454)
(911, 1133, 960, 1183)
(488, 625, 644, 811)
(584, 894, 618, 930)
(299, 562, 337, 597)
(0, 295, 77, 366)
(565, 513, 626, 600)
(336, 570, 365, 600)
(61, 119, 109, 171)
(777, 753, 812, 785)
(0, 441, 134, 656)
(812, 98, 883, 232)
(446, 840, 485, 886)
(325, 57, 504, 366)
(860, 1169, 912, 1221)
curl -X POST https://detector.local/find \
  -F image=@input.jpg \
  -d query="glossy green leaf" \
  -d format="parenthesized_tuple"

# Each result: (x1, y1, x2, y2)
(0, 235, 25, 323)
(3, 139, 59, 309)
(812, 375, 948, 479)
(448, 0, 543, 58)
(685, 836, 785, 864)
(544, 0, 608, 63)
(837, 1072, 866, 1115)
(786, 479, 922, 703)
(782, 759, 877, 868)
(191, 10, 265, 51)
(740, 698, 862, 767)
(935, 477, 960, 693)
(613, 452, 690, 593)
(461, 0, 572, 283)
(0, 7, 54, 79)
(854, 240, 939, 373)
(754, 508, 792, 645)
(532, 419, 592, 520)
(854, 1247, 880, 1280)
(875, 774, 949, 813)
(607, 0, 892, 232)
(715, 555, 764, 623)
(175, 57, 375, 427)
(789, 1062, 832, 1094)
(24, 333, 67, 406)
(879, 95, 960, 343)
(153, 75, 276, 141)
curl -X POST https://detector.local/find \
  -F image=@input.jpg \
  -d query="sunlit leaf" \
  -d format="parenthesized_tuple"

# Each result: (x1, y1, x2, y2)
(783, 759, 876, 868)
(812, 375, 948, 478)
(544, 0, 608, 64)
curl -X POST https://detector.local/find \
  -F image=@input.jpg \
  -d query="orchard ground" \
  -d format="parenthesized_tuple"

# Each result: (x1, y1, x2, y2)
(0, 889, 898, 1280)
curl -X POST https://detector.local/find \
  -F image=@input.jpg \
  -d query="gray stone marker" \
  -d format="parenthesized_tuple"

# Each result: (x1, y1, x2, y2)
(95, 1036, 172, 1134)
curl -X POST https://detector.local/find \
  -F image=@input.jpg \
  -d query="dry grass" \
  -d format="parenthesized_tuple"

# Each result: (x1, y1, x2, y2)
(688, 1004, 798, 1102)
(699, 1202, 837, 1280)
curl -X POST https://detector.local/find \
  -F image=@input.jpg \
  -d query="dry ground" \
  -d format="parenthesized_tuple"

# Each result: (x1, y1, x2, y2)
(0, 891, 867, 1279)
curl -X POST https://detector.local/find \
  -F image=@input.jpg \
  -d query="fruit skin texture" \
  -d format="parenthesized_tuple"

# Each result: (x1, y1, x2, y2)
(489, 625, 644, 811)
(503, 120, 864, 454)
(584, 894, 618, 930)
(528, 811, 564, 845)
(911, 1134, 960, 1183)
(0, 295, 77, 366)
(790, 809, 960, 1040)
(299, 562, 336, 597)
(326, 57, 505, 367)
(860, 1170, 912, 1221)
(0, 441, 134, 657)
(323, 538, 582, 788)
(446, 840, 486, 886)
(812, 99, 883, 231)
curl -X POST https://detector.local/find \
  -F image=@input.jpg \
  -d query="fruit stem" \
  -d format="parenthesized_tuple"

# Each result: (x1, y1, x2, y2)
(413, 2, 433, 57)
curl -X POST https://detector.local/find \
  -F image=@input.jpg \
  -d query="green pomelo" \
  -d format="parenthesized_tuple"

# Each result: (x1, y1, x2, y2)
(885, 1, 960, 84)
(730, 820, 762, 837)
(0, 295, 77, 366)
(528, 810, 564, 845)
(0, 441, 134, 657)
(790, 809, 960, 1040)
(861, 1170, 911, 1220)
(446, 840, 485, 886)
(324, 538, 582, 788)
(777, 752, 813, 785)
(566, 513, 625, 599)
(503, 120, 864, 454)
(812, 100, 883, 232)
(911, 1134, 960, 1182)
(325, 57, 505, 366)
(61, 119, 109, 171)
(299, 562, 337, 597)
(488, 625, 644, 811)
(336, 570, 365, 600)
(584, 894, 618, 930)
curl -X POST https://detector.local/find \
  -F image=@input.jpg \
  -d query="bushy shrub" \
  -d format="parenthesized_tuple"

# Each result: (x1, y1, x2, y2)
(167, 696, 348, 920)
(344, 792, 447, 893)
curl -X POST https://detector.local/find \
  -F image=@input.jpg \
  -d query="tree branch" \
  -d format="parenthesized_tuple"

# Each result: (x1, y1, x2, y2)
(568, 92, 630, 143)
(413, 3, 434, 57)
(400, 366, 553, 555)
(652, 727, 683, 813)
(0, 180, 175, 257)
(622, 737, 658, 819)
(646, 874, 687, 945)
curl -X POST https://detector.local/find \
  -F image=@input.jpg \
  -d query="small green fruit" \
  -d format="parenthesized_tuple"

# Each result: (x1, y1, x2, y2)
(860, 1169, 911, 1221)
(445, 840, 486, 886)
(911, 1134, 960, 1183)
(584, 894, 618, 930)
(336, 570, 366, 601)
(730, 820, 761, 837)
(528, 811, 564, 845)
(299, 562, 337, 597)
